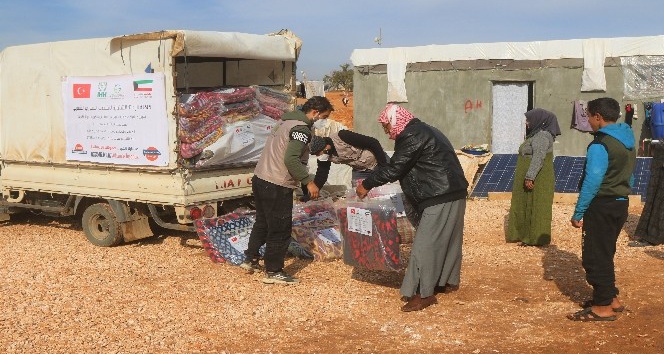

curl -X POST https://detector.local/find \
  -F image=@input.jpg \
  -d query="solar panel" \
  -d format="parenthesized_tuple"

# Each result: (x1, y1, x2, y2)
(469, 154, 517, 198)
(470, 154, 653, 202)
(632, 158, 652, 202)
(553, 156, 585, 193)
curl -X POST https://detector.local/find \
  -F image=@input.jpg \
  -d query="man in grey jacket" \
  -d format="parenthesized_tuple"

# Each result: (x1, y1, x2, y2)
(242, 96, 333, 284)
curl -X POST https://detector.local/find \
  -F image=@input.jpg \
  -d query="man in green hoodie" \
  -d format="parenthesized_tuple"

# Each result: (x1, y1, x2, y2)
(568, 97, 636, 322)
(241, 96, 333, 284)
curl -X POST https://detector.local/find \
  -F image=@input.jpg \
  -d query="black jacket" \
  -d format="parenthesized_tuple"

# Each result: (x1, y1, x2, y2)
(362, 119, 468, 212)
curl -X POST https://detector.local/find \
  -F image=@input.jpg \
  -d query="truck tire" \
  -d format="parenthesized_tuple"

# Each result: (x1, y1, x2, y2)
(82, 203, 123, 247)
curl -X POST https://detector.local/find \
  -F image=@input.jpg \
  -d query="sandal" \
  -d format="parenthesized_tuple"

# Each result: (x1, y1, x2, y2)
(567, 307, 617, 322)
(578, 300, 625, 313)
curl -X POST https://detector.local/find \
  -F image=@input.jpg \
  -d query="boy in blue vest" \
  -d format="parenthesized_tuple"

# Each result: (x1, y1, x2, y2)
(568, 97, 635, 321)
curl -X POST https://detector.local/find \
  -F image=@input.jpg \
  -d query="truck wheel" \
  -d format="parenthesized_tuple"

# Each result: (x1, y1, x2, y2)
(82, 203, 123, 247)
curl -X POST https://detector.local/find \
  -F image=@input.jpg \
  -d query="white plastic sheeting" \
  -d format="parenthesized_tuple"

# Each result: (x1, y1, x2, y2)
(622, 56, 664, 100)
(195, 114, 279, 167)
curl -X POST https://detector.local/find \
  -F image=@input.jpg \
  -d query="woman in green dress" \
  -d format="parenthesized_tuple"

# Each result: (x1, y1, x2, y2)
(507, 108, 561, 246)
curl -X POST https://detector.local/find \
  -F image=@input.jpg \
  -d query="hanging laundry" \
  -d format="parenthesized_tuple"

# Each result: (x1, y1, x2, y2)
(644, 102, 654, 126)
(572, 100, 593, 132)
(625, 104, 634, 126)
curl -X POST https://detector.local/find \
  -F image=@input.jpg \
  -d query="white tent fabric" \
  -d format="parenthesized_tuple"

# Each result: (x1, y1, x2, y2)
(581, 39, 607, 91)
(351, 35, 664, 66)
(386, 48, 408, 103)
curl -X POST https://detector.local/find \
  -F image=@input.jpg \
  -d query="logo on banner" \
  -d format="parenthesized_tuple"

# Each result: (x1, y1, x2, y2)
(143, 147, 161, 161)
(71, 143, 87, 154)
(91, 151, 109, 158)
(97, 82, 108, 98)
(73, 84, 91, 98)
(110, 84, 124, 99)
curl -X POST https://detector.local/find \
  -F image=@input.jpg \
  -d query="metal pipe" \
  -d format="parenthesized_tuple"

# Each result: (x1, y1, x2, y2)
(147, 203, 194, 232)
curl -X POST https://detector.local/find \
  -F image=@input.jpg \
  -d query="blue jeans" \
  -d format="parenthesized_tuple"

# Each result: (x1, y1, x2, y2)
(244, 176, 294, 273)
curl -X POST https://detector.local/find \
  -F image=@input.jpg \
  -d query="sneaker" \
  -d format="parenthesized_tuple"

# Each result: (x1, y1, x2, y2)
(239, 260, 261, 274)
(262, 271, 300, 284)
(628, 240, 655, 247)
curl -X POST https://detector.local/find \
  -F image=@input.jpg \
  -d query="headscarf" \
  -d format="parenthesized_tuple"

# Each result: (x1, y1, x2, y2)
(525, 108, 562, 139)
(378, 104, 415, 140)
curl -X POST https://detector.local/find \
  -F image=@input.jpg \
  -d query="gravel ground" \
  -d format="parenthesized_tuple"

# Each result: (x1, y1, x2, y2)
(1, 199, 663, 353)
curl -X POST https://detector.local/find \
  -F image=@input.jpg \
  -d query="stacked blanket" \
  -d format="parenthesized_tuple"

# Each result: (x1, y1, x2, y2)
(254, 85, 293, 120)
(178, 86, 293, 162)
(178, 87, 258, 158)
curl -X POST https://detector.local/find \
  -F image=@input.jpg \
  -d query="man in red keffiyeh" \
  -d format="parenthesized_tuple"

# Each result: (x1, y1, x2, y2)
(357, 103, 469, 312)
(377, 103, 415, 140)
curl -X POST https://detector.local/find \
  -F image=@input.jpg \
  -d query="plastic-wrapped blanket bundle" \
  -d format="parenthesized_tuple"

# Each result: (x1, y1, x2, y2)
(178, 87, 258, 159)
(196, 209, 311, 265)
(337, 198, 402, 272)
(194, 210, 265, 265)
(353, 182, 417, 244)
(193, 114, 279, 167)
(253, 85, 293, 120)
(291, 199, 343, 261)
(178, 86, 294, 163)
(194, 218, 226, 264)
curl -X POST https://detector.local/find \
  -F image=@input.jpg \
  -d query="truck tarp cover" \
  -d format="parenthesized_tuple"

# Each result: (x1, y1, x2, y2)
(0, 30, 300, 165)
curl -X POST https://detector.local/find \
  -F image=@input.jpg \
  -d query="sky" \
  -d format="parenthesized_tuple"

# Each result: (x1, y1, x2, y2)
(1, 0, 662, 81)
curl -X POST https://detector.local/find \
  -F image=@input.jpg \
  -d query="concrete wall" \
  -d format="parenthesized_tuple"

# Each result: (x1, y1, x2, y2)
(353, 60, 658, 156)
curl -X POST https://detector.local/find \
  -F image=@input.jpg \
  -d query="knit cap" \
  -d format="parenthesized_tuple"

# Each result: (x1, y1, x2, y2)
(309, 136, 327, 155)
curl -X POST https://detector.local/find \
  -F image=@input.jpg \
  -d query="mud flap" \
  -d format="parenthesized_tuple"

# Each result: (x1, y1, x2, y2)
(107, 200, 153, 242)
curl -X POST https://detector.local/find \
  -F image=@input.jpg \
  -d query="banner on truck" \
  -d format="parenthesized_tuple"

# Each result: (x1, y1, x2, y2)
(62, 73, 169, 166)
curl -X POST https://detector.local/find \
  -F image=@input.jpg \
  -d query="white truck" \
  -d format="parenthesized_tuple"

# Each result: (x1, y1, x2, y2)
(0, 29, 301, 246)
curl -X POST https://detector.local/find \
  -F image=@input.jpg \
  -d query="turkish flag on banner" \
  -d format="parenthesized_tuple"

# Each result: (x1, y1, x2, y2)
(72, 83, 91, 98)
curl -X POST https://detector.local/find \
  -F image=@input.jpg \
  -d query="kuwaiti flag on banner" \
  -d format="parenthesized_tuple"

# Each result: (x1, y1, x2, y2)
(133, 79, 153, 92)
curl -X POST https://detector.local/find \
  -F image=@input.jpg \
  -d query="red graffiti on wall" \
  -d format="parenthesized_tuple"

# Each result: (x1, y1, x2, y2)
(464, 99, 483, 113)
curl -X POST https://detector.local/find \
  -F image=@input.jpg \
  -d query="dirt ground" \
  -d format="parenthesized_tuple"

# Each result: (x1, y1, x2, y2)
(1, 199, 663, 353)
(2, 93, 662, 353)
